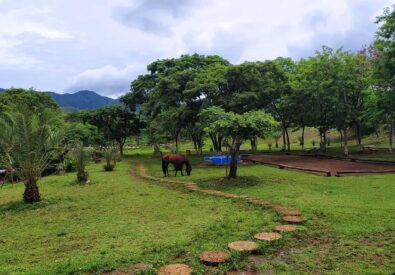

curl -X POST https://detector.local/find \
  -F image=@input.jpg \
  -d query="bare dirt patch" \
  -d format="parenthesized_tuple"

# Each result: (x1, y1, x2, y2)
(247, 154, 395, 176)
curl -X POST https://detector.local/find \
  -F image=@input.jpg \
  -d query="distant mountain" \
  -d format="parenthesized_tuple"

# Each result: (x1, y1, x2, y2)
(46, 90, 119, 111)
(0, 88, 118, 110)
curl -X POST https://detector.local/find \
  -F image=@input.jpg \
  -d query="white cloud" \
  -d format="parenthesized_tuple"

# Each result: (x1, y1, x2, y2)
(66, 64, 146, 98)
(0, 0, 392, 96)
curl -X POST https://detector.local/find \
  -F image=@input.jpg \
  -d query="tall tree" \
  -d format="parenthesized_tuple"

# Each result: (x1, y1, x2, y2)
(372, 6, 395, 152)
(122, 54, 229, 152)
(84, 106, 140, 155)
(294, 47, 340, 151)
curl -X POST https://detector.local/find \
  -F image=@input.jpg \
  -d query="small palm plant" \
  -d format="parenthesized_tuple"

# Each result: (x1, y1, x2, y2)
(0, 111, 64, 203)
(72, 143, 92, 183)
(102, 147, 118, 171)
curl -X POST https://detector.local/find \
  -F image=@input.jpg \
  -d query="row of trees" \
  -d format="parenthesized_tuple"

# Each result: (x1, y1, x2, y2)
(119, 7, 395, 158)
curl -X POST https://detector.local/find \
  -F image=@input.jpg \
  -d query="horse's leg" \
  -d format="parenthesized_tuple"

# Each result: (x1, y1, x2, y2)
(162, 158, 167, 177)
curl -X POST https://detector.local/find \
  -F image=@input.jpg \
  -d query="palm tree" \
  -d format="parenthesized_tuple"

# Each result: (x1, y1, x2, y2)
(0, 111, 64, 203)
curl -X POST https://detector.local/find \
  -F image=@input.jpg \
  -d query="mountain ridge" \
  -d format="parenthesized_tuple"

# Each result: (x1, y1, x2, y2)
(0, 88, 119, 110)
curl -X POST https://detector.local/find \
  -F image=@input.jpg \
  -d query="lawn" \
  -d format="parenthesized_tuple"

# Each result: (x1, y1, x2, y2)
(0, 156, 278, 275)
(1, 151, 394, 274)
(144, 154, 395, 274)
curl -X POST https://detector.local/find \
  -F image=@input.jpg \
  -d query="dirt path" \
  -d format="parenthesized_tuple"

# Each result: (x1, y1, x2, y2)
(133, 163, 305, 224)
(125, 163, 308, 274)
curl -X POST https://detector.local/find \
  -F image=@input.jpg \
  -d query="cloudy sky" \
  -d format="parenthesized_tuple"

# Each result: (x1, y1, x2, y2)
(0, 0, 392, 98)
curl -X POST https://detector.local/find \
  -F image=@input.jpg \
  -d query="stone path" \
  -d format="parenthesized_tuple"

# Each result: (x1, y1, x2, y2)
(131, 164, 306, 274)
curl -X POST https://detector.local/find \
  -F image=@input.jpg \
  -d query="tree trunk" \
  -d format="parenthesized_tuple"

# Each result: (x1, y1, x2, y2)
(23, 178, 40, 203)
(119, 143, 124, 156)
(228, 141, 240, 178)
(285, 127, 290, 151)
(175, 132, 179, 153)
(210, 134, 217, 152)
(389, 117, 394, 153)
(338, 129, 343, 147)
(210, 134, 223, 152)
(282, 126, 286, 151)
(218, 136, 223, 152)
(323, 129, 327, 152)
(250, 135, 257, 151)
(343, 127, 349, 157)
(301, 127, 305, 150)
(355, 122, 362, 145)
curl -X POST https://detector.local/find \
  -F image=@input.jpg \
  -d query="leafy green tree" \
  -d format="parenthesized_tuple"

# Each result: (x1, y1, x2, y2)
(0, 88, 59, 113)
(84, 106, 141, 155)
(373, 6, 395, 152)
(188, 60, 289, 151)
(0, 110, 65, 202)
(122, 54, 229, 153)
(333, 50, 372, 155)
(201, 107, 277, 178)
(294, 47, 340, 151)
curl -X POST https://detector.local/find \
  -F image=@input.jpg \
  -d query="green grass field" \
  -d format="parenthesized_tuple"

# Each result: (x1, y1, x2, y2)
(1, 150, 394, 274)
(144, 154, 395, 274)
(0, 157, 278, 274)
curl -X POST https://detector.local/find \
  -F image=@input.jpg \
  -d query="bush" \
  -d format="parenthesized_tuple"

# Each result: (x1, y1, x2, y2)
(64, 159, 76, 172)
(102, 148, 118, 172)
(71, 143, 92, 183)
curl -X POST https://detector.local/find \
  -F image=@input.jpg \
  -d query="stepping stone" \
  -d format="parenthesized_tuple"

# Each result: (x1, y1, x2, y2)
(200, 250, 230, 265)
(254, 232, 282, 241)
(277, 208, 302, 216)
(157, 264, 192, 275)
(283, 215, 305, 223)
(228, 241, 258, 252)
(273, 224, 298, 232)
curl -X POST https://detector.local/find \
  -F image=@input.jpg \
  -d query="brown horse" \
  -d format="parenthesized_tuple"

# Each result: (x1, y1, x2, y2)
(161, 154, 192, 177)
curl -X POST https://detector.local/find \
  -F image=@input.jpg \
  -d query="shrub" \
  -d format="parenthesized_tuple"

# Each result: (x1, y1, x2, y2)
(71, 143, 92, 183)
(102, 148, 118, 172)
(64, 159, 76, 172)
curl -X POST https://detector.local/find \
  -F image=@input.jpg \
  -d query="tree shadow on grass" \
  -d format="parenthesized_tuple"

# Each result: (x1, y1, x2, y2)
(0, 198, 60, 214)
(197, 176, 262, 190)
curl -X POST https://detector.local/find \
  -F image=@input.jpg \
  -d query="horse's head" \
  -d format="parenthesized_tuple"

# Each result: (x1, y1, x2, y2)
(185, 159, 192, 176)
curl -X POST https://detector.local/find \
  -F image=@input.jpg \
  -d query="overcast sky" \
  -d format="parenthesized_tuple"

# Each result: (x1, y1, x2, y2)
(0, 0, 392, 98)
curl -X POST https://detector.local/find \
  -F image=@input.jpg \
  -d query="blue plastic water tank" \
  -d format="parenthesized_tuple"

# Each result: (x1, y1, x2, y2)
(203, 155, 241, 165)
